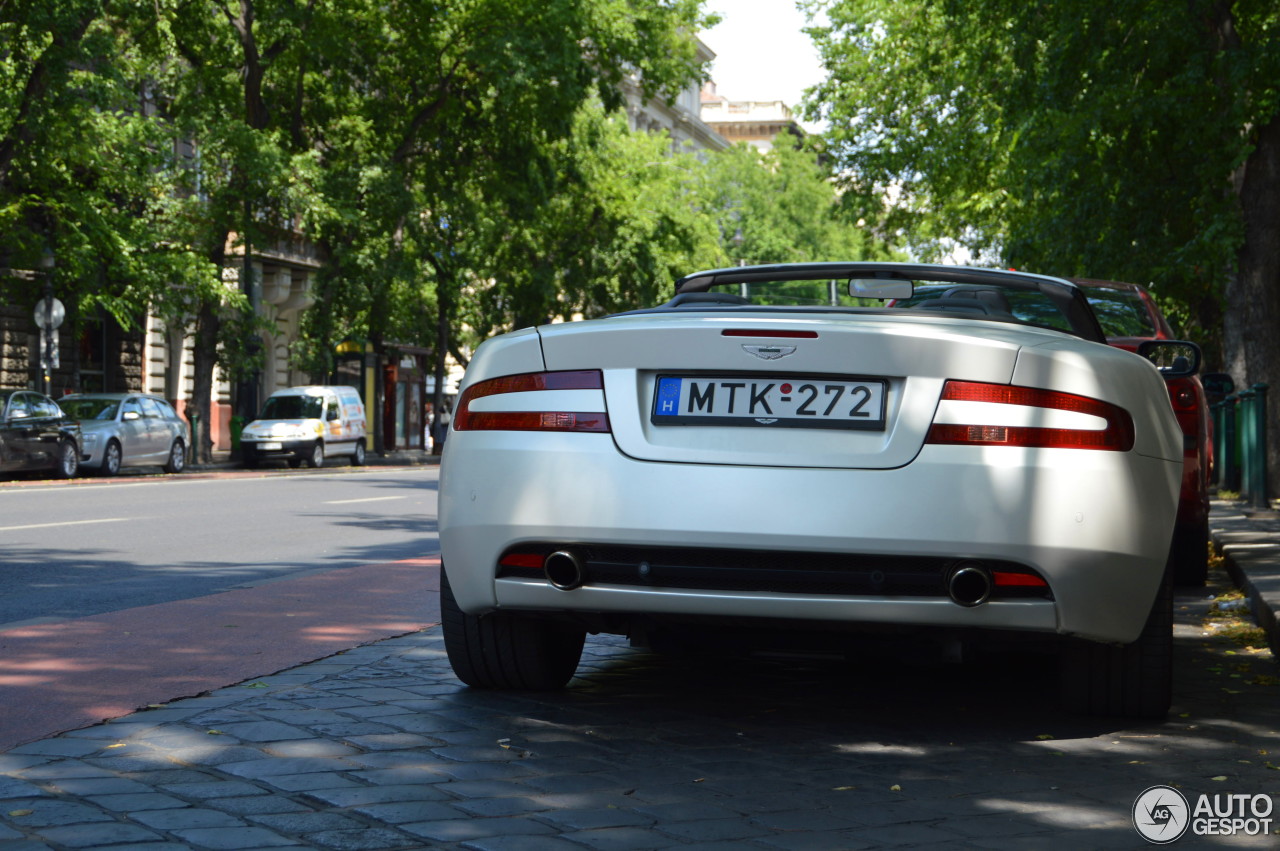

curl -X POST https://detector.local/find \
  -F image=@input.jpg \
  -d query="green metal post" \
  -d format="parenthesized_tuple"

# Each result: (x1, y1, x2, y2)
(1211, 401, 1224, 486)
(1239, 390, 1256, 502)
(189, 411, 201, 468)
(1250, 383, 1270, 511)
(1222, 394, 1240, 492)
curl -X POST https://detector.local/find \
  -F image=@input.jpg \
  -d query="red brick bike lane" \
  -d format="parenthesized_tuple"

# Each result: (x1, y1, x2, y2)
(0, 558, 440, 752)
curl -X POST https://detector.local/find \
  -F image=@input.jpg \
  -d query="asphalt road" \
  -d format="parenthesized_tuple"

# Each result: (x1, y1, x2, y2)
(0, 466, 441, 629)
(1, 569, 1277, 849)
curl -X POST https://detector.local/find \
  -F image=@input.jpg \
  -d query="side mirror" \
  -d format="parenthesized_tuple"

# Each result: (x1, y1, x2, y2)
(122, 411, 141, 421)
(1138, 340, 1202, 377)
(848, 277, 914, 300)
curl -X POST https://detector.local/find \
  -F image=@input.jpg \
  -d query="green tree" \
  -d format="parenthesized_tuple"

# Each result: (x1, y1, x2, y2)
(298, 0, 716, 441)
(700, 137, 893, 271)
(161, 0, 328, 461)
(464, 108, 721, 339)
(807, 0, 1280, 479)
(0, 1, 216, 387)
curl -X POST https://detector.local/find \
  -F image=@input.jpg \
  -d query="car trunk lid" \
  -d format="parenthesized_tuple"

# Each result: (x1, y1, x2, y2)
(537, 312, 1033, 470)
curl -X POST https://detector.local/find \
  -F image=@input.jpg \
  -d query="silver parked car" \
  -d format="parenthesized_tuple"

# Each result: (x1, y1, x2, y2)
(59, 393, 189, 476)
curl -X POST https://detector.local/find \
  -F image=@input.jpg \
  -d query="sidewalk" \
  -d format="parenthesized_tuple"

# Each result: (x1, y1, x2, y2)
(0, 500, 1275, 849)
(192, 448, 440, 471)
(1208, 497, 1280, 655)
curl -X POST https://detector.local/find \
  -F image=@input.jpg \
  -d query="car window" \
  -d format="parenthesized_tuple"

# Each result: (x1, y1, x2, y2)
(122, 398, 144, 419)
(7, 394, 32, 419)
(326, 397, 341, 421)
(61, 398, 119, 420)
(260, 395, 324, 420)
(31, 396, 61, 418)
(882, 284, 1075, 332)
(139, 397, 163, 419)
(1084, 290, 1157, 338)
(151, 398, 178, 420)
(702, 279, 1079, 335)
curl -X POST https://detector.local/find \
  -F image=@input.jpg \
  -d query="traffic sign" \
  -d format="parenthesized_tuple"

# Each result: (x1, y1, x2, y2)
(34, 297, 64, 329)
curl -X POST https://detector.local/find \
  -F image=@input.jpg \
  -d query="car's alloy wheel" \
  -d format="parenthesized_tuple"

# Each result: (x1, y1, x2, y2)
(1060, 570, 1172, 719)
(352, 440, 365, 466)
(440, 568, 586, 690)
(306, 441, 324, 469)
(164, 440, 186, 474)
(102, 440, 121, 477)
(55, 440, 79, 479)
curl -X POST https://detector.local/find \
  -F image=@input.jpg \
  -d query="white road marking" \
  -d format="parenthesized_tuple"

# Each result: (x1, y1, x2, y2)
(0, 518, 132, 532)
(324, 496, 407, 505)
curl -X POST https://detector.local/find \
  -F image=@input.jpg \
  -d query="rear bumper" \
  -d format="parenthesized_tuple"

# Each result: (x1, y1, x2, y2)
(241, 439, 314, 462)
(439, 432, 1181, 644)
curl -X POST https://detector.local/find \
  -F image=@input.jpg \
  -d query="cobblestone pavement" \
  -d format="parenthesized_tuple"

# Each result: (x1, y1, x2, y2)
(2, 564, 1277, 850)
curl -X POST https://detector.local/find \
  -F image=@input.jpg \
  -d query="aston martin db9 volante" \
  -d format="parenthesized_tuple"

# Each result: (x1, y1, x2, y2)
(438, 263, 1195, 718)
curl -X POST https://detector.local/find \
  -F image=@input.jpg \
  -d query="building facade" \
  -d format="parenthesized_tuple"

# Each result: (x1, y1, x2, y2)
(699, 82, 806, 151)
(623, 39, 730, 156)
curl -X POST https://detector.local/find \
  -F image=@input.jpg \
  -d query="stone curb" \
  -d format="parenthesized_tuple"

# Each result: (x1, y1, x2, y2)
(1209, 498, 1280, 656)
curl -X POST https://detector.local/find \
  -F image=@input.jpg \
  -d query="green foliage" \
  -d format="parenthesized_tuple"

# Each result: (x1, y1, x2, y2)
(2, 0, 892, 396)
(700, 137, 896, 270)
(805, 0, 1280, 328)
(0, 0, 220, 327)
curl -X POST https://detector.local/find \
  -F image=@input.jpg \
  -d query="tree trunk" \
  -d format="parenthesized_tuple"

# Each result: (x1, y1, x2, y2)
(1224, 112, 1280, 495)
(432, 270, 451, 455)
(190, 297, 221, 465)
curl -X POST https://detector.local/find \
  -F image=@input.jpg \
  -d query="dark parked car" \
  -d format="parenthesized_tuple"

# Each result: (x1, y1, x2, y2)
(59, 393, 189, 476)
(1072, 279, 1212, 585)
(0, 390, 81, 479)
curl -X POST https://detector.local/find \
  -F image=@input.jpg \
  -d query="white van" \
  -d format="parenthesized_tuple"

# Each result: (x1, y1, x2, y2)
(240, 386, 367, 469)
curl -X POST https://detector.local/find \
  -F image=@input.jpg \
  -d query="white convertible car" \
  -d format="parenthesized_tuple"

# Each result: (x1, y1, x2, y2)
(438, 263, 1195, 717)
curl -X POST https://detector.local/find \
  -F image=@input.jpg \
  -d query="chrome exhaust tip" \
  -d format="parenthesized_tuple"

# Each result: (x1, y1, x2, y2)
(947, 562, 992, 607)
(544, 550, 585, 591)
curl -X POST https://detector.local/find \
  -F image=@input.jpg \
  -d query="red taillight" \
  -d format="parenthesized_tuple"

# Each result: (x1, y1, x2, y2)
(720, 329, 819, 338)
(454, 370, 610, 433)
(926, 380, 1135, 451)
(499, 552, 545, 569)
(1167, 377, 1199, 412)
(992, 570, 1049, 588)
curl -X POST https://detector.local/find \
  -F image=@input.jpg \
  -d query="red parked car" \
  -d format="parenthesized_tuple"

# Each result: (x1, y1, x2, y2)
(1072, 279, 1212, 585)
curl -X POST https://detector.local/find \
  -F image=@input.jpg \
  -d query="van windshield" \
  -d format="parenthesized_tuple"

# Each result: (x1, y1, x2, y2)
(260, 395, 324, 420)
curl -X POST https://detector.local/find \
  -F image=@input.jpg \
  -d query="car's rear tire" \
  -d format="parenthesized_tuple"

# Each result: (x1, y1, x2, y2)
(54, 440, 79, 479)
(1060, 571, 1172, 719)
(351, 440, 365, 466)
(440, 568, 585, 690)
(1169, 518, 1209, 586)
(306, 441, 324, 469)
(163, 439, 186, 474)
(101, 440, 121, 477)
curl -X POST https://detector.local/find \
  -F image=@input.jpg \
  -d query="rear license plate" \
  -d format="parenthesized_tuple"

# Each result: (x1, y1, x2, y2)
(652, 375, 887, 430)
